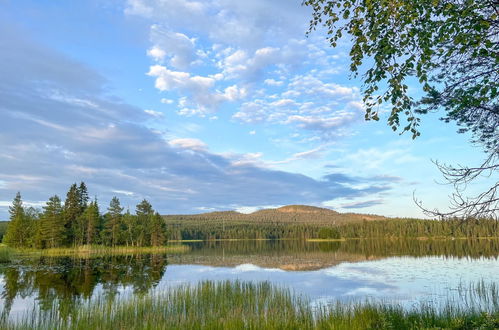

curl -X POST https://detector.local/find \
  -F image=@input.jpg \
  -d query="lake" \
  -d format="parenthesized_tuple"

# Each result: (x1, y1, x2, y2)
(1, 239, 498, 321)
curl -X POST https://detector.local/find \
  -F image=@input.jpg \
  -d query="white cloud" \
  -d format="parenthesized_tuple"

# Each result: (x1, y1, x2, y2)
(144, 109, 164, 117)
(264, 78, 284, 86)
(218, 47, 280, 81)
(286, 112, 358, 130)
(148, 65, 214, 91)
(160, 98, 174, 104)
(292, 147, 323, 160)
(149, 25, 197, 69)
(148, 65, 247, 116)
(112, 189, 135, 196)
(169, 138, 208, 151)
(147, 45, 166, 62)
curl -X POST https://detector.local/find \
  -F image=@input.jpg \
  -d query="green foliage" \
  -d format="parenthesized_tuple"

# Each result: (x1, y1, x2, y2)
(3, 193, 36, 248)
(150, 212, 167, 246)
(4, 280, 498, 329)
(84, 200, 101, 245)
(305, 0, 498, 150)
(0, 222, 8, 242)
(318, 227, 341, 239)
(36, 195, 65, 249)
(0, 246, 14, 263)
(102, 197, 124, 246)
(165, 211, 498, 241)
(64, 182, 90, 246)
(3, 185, 169, 249)
(3, 192, 26, 247)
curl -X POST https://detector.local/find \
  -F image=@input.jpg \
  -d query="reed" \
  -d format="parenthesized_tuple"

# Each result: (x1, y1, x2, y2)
(0, 245, 14, 263)
(4, 281, 498, 329)
(17, 244, 190, 258)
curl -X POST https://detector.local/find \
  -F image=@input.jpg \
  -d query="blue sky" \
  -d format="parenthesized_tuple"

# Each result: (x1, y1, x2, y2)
(0, 0, 489, 219)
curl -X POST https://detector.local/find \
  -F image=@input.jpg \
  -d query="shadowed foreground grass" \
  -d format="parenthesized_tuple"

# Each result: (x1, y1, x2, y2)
(5, 281, 499, 329)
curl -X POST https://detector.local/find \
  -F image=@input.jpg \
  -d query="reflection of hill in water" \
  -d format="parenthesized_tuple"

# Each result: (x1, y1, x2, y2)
(1, 238, 498, 319)
(168, 238, 499, 271)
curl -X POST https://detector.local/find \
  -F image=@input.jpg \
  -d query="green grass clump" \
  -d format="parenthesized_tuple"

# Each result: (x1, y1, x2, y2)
(4, 281, 499, 329)
(17, 244, 190, 258)
(0, 245, 14, 263)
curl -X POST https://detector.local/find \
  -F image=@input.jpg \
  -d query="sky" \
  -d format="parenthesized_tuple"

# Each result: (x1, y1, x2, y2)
(0, 0, 490, 219)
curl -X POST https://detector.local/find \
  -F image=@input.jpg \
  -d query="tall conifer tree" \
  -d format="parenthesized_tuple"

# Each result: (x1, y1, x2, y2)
(64, 184, 81, 245)
(150, 212, 167, 246)
(104, 197, 123, 246)
(3, 192, 30, 247)
(136, 199, 154, 247)
(84, 200, 100, 245)
(38, 195, 65, 248)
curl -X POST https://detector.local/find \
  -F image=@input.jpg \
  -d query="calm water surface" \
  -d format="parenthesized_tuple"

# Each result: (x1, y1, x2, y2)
(1, 239, 498, 319)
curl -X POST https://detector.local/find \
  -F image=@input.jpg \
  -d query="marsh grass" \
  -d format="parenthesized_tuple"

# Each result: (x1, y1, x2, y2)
(0, 245, 14, 263)
(458, 279, 499, 312)
(4, 281, 499, 329)
(17, 244, 190, 258)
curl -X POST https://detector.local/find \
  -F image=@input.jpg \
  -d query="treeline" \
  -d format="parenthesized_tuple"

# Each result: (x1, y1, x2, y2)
(166, 218, 498, 241)
(338, 218, 499, 239)
(2, 183, 168, 249)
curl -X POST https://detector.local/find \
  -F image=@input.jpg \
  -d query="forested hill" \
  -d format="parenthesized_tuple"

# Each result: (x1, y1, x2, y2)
(163, 205, 387, 225)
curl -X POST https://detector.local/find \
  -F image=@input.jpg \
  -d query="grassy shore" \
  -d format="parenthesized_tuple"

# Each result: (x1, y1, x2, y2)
(0, 244, 14, 263)
(13, 244, 190, 258)
(4, 281, 498, 329)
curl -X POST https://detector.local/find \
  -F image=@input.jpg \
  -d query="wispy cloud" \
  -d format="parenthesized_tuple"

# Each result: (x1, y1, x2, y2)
(0, 23, 393, 218)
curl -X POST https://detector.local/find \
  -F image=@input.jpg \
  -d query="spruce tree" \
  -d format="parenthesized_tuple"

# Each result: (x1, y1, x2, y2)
(64, 183, 81, 245)
(3, 192, 30, 247)
(78, 182, 89, 211)
(38, 195, 65, 249)
(136, 199, 154, 247)
(84, 200, 100, 245)
(150, 212, 167, 246)
(104, 197, 123, 246)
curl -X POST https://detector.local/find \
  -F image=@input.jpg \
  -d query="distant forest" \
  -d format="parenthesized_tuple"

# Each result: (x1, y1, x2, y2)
(2, 186, 498, 248)
(164, 206, 499, 240)
(2, 182, 167, 249)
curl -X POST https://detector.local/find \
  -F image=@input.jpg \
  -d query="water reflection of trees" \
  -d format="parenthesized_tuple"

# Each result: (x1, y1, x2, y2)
(1, 239, 498, 319)
(0, 254, 167, 318)
(338, 238, 499, 259)
(170, 238, 499, 270)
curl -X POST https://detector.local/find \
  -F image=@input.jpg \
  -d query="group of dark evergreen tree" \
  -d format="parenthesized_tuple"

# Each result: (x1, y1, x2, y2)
(2, 182, 168, 249)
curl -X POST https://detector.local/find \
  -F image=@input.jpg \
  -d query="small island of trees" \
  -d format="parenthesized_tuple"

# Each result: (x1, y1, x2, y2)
(2, 182, 168, 249)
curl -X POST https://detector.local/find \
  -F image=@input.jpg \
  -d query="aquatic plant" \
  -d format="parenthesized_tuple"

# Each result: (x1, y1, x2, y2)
(3, 281, 498, 329)
(0, 245, 14, 263)
(18, 244, 190, 258)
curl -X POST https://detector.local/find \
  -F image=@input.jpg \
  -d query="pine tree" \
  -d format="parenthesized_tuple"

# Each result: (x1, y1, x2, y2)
(38, 195, 65, 249)
(104, 197, 123, 246)
(3, 192, 31, 247)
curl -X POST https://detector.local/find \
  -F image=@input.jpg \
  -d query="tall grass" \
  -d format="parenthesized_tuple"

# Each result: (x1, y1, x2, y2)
(458, 279, 499, 312)
(4, 281, 498, 329)
(0, 245, 14, 263)
(17, 244, 190, 258)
